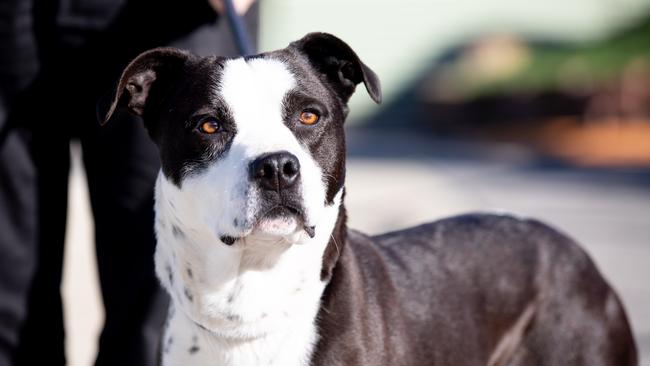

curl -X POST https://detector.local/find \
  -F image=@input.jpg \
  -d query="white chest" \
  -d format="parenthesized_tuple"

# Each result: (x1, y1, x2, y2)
(154, 209, 337, 365)
(161, 305, 320, 366)
(153, 177, 343, 366)
(155, 232, 327, 365)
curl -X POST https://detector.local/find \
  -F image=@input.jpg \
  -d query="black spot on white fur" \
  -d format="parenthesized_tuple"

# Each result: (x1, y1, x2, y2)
(184, 287, 194, 302)
(188, 335, 200, 354)
(220, 235, 236, 246)
(163, 335, 173, 354)
(166, 263, 173, 285)
(171, 224, 185, 239)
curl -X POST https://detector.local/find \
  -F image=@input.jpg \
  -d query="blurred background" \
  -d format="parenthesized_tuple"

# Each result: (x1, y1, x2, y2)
(63, 0, 650, 364)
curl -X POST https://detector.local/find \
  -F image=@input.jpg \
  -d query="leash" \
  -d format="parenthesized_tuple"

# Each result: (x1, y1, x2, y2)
(0, 121, 10, 151)
(222, 0, 256, 56)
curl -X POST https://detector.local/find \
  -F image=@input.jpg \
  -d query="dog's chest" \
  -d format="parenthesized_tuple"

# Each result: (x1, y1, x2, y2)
(153, 176, 344, 365)
(155, 217, 330, 365)
(162, 306, 319, 366)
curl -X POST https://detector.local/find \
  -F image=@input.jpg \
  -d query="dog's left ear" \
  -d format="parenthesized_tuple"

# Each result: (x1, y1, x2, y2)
(291, 33, 382, 104)
(100, 47, 193, 126)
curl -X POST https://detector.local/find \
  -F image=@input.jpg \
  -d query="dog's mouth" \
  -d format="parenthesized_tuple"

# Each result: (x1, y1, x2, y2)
(219, 203, 315, 246)
(254, 203, 315, 237)
(262, 204, 302, 220)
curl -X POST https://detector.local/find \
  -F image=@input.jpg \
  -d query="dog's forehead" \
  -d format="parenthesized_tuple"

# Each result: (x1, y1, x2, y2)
(218, 57, 296, 123)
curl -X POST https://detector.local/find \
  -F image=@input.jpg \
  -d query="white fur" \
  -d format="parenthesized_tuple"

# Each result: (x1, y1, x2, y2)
(153, 58, 341, 365)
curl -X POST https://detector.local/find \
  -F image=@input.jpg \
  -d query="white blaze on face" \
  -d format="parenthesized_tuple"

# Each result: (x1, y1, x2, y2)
(169, 57, 327, 244)
(153, 57, 345, 364)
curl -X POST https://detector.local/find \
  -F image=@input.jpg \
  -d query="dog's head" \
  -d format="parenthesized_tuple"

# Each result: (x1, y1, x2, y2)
(103, 33, 380, 246)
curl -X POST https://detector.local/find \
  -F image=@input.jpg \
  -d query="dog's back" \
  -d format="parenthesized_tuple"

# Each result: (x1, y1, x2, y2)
(312, 213, 637, 366)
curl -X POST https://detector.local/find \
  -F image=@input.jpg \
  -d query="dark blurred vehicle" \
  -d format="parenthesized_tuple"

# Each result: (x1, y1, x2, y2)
(380, 15, 650, 167)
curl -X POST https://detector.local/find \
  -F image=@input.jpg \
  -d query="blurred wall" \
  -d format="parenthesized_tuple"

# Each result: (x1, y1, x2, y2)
(259, 0, 650, 123)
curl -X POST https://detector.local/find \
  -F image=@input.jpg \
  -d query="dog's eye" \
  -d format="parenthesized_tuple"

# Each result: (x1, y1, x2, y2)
(299, 110, 320, 125)
(199, 119, 220, 134)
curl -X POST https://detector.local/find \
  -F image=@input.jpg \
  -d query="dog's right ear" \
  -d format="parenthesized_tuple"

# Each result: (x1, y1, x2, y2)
(100, 47, 192, 125)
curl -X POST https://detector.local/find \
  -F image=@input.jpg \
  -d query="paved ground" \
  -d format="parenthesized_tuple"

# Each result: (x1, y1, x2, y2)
(62, 129, 650, 365)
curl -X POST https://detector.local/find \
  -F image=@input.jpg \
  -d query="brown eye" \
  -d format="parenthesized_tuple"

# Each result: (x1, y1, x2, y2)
(299, 110, 320, 125)
(200, 119, 220, 134)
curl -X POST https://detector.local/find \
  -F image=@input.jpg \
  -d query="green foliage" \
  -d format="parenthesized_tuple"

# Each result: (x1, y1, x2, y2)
(461, 16, 650, 98)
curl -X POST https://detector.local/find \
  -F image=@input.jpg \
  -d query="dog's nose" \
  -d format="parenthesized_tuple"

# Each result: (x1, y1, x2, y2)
(250, 151, 300, 191)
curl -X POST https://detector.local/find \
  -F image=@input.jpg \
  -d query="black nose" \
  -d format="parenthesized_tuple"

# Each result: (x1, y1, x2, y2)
(250, 151, 301, 191)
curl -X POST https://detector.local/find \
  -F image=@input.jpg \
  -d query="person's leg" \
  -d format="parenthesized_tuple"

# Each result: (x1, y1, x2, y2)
(0, 3, 65, 362)
(12, 128, 70, 366)
(0, 0, 71, 363)
(0, 116, 38, 366)
(81, 109, 168, 366)
(10, 73, 73, 365)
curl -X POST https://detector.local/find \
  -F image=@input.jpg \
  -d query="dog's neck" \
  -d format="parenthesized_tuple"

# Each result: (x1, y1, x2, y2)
(153, 174, 347, 365)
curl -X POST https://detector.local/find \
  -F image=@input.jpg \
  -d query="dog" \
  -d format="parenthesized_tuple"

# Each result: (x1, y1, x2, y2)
(102, 33, 638, 366)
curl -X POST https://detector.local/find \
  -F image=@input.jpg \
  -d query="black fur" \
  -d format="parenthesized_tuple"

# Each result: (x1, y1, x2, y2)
(103, 48, 237, 186)
(312, 214, 638, 365)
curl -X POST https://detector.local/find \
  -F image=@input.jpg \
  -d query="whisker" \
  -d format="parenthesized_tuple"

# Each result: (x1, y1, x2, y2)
(329, 233, 340, 256)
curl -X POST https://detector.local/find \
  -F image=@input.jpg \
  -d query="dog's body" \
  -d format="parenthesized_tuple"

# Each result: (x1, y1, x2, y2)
(103, 33, 637, 365)
(313, 216, 637, 365)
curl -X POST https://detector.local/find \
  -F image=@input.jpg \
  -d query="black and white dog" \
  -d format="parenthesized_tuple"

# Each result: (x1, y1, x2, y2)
(102, 33, 638, 366)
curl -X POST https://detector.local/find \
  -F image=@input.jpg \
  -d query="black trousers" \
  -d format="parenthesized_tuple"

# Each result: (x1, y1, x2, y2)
(0, 0, 258, 365)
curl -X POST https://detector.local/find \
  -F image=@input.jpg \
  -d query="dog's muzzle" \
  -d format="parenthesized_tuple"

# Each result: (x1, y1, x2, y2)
(246, 151, 315, 239)
(219, 151, 314, 246)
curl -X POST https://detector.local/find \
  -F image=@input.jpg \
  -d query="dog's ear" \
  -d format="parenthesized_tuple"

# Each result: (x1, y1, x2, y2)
(100, 47, 192, 125)
(291, 33, 382, 104)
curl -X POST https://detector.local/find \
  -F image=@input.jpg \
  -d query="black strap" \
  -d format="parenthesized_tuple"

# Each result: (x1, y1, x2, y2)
(222, 0, 256, 56)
